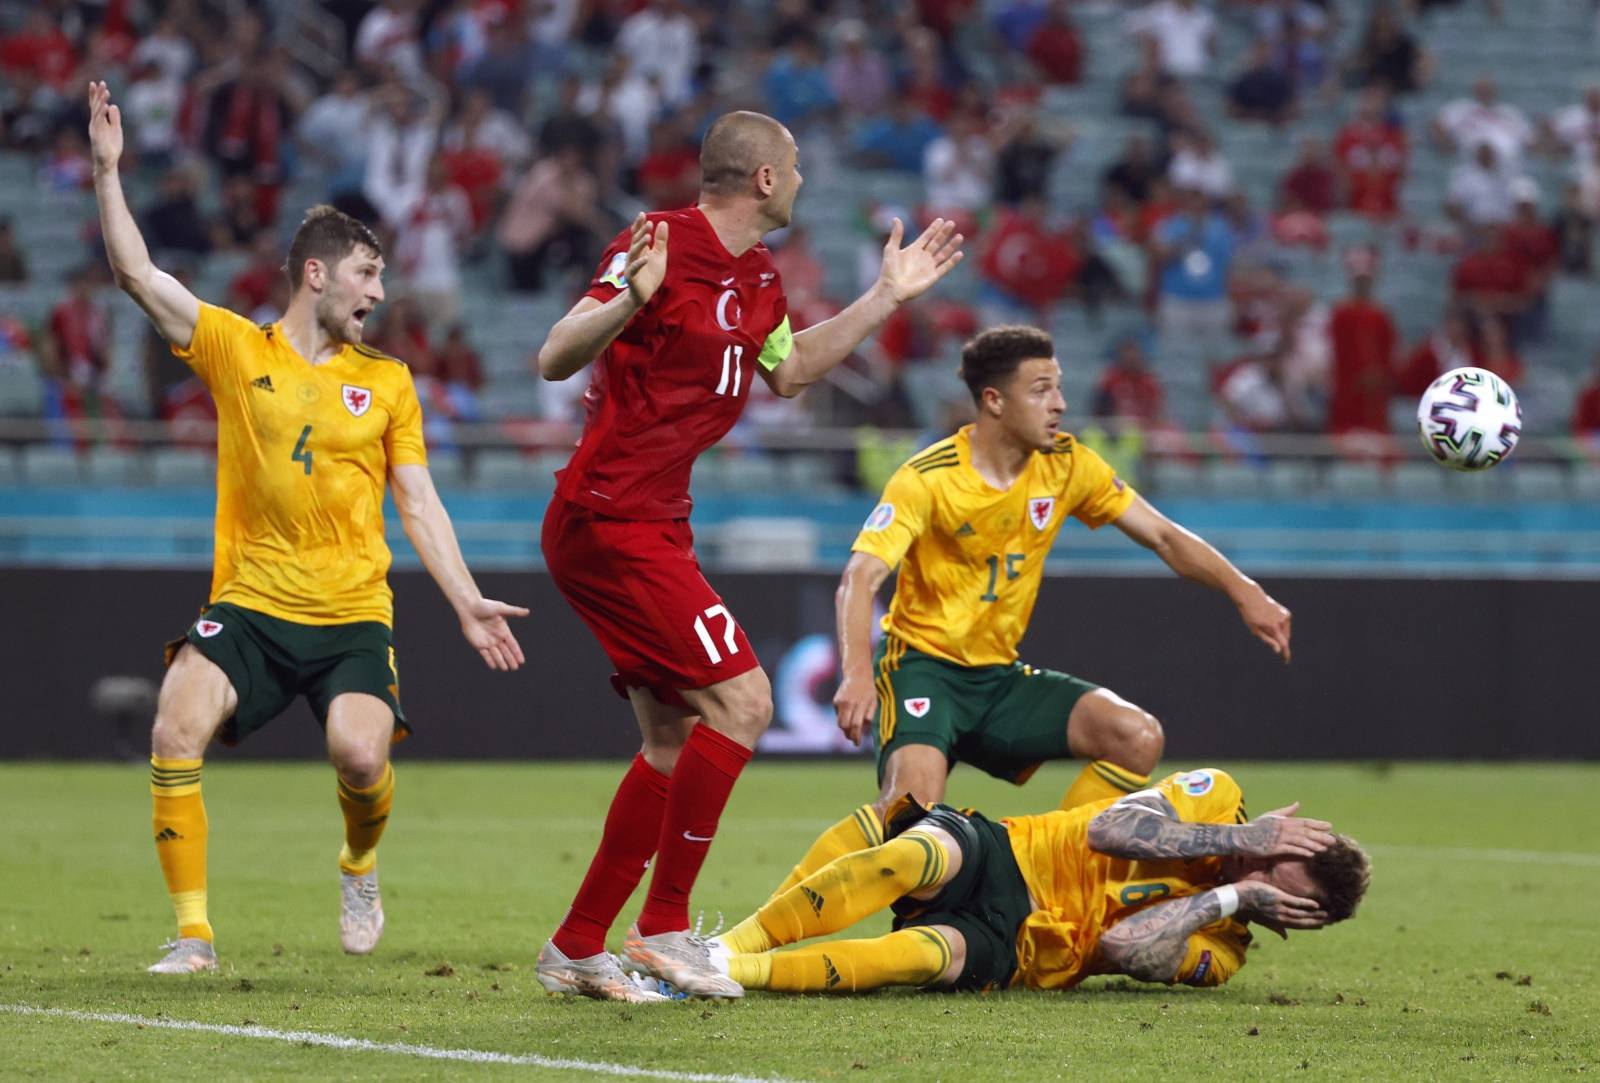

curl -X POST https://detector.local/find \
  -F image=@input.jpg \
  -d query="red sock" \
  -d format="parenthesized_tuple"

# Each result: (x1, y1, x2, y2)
(552, 754, 671, 959)
(635, 724, 753, 936)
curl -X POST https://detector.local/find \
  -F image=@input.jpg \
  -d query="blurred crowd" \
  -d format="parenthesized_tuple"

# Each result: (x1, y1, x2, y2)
(3, 0, 1600, 461)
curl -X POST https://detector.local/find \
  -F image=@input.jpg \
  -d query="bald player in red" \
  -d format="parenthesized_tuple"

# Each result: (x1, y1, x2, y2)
(533, 111, 966, 1001)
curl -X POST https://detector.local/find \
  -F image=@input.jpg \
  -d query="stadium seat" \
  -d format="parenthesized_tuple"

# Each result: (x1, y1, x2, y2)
(778, 453, 845, 494)
(1572, 465, 1600, 503)
(718, 455, 783, 493)
(0, 444, 17, 485)
(0, 364, 45, 417)
(426, 448, 465, 491)
(471, 449, 535, 490)
(150, 448, 214, 487)
(1264, 459, 1319, 499)
(1391, 462, 1455, 503)
(1507, 463, 1569, 502)
(1149, 459, 1206, 498)
(85, 445, 150, 486)
(1322, 462, 1386, 500)
(20, 445, 81, 486)
(1205, 460, 1271, 500)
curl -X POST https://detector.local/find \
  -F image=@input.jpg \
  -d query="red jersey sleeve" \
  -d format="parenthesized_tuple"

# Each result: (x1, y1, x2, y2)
(583, 227, 634, 305)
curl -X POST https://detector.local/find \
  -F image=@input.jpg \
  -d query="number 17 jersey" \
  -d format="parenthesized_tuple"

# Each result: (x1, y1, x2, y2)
(555, 207, 793, 521)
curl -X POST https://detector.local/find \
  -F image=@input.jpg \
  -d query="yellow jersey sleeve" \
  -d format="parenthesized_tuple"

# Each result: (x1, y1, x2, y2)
(169, 301, 255, 385)
(1174, 919, 1253, 987)
(1067, 440, 1136, 528)
(1151, 769, 1248, 826)
(849, 466, 931, 570)
(384, 367, 429, 468)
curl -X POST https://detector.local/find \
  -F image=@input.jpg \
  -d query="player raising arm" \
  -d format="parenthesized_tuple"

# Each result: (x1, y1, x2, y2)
(767, 325, 1293, 901)
(712, 769, 1369, 994)
(89, 81, 527, 974)
(531, 111, 963, 1003)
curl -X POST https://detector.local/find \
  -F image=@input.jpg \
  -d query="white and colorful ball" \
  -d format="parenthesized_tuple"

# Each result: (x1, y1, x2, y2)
(1416, 367, 1521, 471)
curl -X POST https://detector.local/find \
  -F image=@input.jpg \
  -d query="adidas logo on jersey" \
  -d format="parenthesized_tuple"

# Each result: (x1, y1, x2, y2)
(955, 522, 975, 537)
(251, 375, 274, 392)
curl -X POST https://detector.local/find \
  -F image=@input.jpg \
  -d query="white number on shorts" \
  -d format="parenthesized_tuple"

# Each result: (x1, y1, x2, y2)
(715, 345, 744, 397)
(693, 604, 740, 665)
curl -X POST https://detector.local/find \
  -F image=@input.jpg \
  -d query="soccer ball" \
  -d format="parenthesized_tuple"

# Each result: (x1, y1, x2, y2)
(1416, 367, 1521, 471)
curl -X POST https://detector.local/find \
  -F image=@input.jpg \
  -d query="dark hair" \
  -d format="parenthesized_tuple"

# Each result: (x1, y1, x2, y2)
(958, 325, 1056, 404)
(700, 111, 790, 194)
(1307, 835, 1371, 923)
(284, 204, 382, 290)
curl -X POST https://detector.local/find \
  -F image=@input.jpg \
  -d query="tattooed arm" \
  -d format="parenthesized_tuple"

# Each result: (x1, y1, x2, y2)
(1097, 883, 1328, 983)
(1086, 792, 1335, 860)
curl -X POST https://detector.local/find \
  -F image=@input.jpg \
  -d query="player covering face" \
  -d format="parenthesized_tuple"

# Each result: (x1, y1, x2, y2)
(532, 111, 964, 1001)
(87, 81, 528, 975)
(711, 770, 1370, 994)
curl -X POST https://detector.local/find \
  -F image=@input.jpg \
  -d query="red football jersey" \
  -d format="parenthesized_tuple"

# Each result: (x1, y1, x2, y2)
(555, 207, 793, 519)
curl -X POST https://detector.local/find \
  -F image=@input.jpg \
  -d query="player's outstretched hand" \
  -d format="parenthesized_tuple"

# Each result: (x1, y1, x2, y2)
(1237, 881, 1328, 936)
(459, 597, 531, 671)
(876, 217, 965, 305)
(1246, 802, 1336, 858)
(833, 667, 879, 746)
(87, 81, 124, 174)
(1238, 586, 1291, 664)
(624, 212, 668, 308)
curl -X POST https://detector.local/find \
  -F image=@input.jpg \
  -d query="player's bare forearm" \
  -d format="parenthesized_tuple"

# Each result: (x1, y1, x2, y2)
(1152, 526, 1259, 605)
(1096, 889, 1225, 983)
(393, 467, 481, 612)
(833, 553, 891, 742)
(1088, 795, 1274, 859)
(536, 293, 642, 382)
(773, 283, 899, 397)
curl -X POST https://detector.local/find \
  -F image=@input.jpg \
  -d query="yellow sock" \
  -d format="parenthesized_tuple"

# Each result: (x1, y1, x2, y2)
(722, 831, 948, 954)
(767, 804, 883, 901)
(337, 762, 394, 875)
(1062, 760, 1152, 810)
(150, 756, 211, 943)
(729, 927, 952, 993)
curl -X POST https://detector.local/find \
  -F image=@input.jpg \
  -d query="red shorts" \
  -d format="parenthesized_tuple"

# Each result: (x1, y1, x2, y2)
(542, 495, 760, 706)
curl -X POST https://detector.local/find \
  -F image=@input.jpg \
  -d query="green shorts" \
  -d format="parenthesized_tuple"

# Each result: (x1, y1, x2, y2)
(164, 602, 408, 747)
(873, 634, 1098, 786)
(885, 799, 1033, 992)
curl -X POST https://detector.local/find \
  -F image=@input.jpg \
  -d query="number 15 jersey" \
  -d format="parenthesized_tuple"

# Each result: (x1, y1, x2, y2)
(555, 207, 793, 521)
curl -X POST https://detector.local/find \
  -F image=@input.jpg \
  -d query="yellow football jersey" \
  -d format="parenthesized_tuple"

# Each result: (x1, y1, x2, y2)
(1002, 768, 1253, 990)
(850, 426, 1136, 666)
(173, 302, 428, 627)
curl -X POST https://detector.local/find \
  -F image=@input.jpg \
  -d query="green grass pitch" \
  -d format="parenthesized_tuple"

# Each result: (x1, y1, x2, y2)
(2, 761, 1597, 1081)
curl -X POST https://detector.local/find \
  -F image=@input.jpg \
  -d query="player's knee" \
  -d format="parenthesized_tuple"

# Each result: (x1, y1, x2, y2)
(713, 683, 774, 745)
(332, 747, 389, 789)
(1104, 706, 1163, 774)
(640, 738, 685, 776)
(150, 710, 208, 759)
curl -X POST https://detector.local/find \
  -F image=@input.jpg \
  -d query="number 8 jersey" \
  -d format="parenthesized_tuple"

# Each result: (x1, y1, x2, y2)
(172, 302, 428, 627)
(555, 207, 792, 520)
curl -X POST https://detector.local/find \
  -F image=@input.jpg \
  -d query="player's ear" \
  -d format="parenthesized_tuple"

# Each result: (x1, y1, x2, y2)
(303, 258, 324, 292)
(755, 163, 775, 197)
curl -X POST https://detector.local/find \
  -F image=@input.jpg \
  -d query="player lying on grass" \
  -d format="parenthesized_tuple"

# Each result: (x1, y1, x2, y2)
(767, 325, 1294, 898)
(711, 769, 1369, 993)
(89, 81, 528, 974)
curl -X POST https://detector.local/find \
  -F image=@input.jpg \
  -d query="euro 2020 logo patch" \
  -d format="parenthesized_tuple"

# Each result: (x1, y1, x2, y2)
(1177, 769, 1214, 796)
(863, 502, 895, 532)
(599, 250, 629, 289)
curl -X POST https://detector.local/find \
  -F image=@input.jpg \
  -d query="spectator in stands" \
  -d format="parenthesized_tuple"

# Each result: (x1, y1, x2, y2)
(581, 52, 663, 165)
(1103, 132, 1165, 206)
(1276, 283, 1332, 409)
(201, 45, 304, 227)
(1553, 180, 1595, 276)
(142, 163, 212, 258)
(497, 145, 607, 292)
(993, 98, 1069, 206)
(1256, 0, 1332, 96)
(763, 33, 836, 132)
(1127, 0, 1216, 81)
(1120, 34, 1178, 126)
(976, 197, 1080, 322)
(1168, 129, 1234, 200)
(1335, 88, 1408, 219)
(898, 26, 959, 124)
(923, 106, 997, 218)
(43, 264, 113, 418)
(1280, 137, 1337, 215)
(1472, 313, 1524, 385)
(1398, 310, 1475, 395)
(1345, 3, 1428, 96)
(458, 13, 540, 119)
(0, 10, 77, 92)
(1502, 179, 1558, 338)
(1216, 334, 1319, 435)
(1327, 249, 1399, 435)
(540, 74, 604, 160)
(129, 7, 195, 86)
(354, 0, 425, 80)
(616, 0, 699, 107)
(39, 126, 93, 192)
(363, 81, 442, 229)
(214, 174, 265, 251)
(1445, 142, 1521, 229)
(438, 87, 530, 231)
(825, 19, 892, 116)
(770, 226, 831, 320)
(1271, 192, 1330, 251)
(0, 217, 27, 283)
(365, 295, 434, 372)
(1452, 227, 1534, 327)
(122, 57, 184, 173)
(1227, 38, 1295, 127)
(853, 97, 944, 173)
(1152, 185, 1237, 364)
(1571, 351, 1600, 436)
(1020, 0, 1084, 86)
(297, 70, 373, 200)
(413, 323, 485, 440)
(1543, 84, 1600, 173)
(226, 231, 286, 323)
(396, 153, 473, 328)
(1432, 76, 1533, 167)
(1091, 335, 1167, 427)
(634, 115, 701, 210)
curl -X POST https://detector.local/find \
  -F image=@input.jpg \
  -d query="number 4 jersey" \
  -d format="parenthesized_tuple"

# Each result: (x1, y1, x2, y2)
(850, 426, 1136, 668)
(172, 302, 428, 626)
(555, 207, 792, 520)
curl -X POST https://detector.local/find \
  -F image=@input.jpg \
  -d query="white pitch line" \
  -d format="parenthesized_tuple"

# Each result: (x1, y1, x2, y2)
(1366, 844, 1600, 869)
(0, 1004, 807, 1083)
